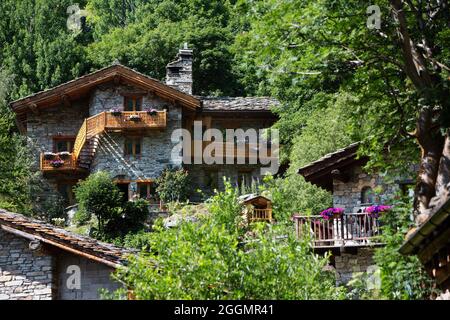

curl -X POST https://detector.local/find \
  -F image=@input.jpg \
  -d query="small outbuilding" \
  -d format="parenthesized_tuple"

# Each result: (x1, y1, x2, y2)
(239, 194, 273, 223)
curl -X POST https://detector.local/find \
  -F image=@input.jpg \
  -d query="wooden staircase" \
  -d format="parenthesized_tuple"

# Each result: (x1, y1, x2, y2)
(41, 110, 166, 172)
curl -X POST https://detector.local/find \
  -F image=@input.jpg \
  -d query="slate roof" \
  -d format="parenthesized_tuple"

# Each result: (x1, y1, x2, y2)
(201, 97, 279, 112)
(0, 209, 133, 268)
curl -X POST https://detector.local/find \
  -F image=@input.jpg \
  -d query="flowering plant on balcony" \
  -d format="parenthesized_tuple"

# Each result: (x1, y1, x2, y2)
(110, 108, 122, 116)
(58, 151, 71, 159)
(50, 159, 64, 168)
(43, 152, 57, 160)
(364, 205, 391, 218)
(146, 108, 158, 116)
(129, 114, 142, 122)
(320, 207, 344, 220)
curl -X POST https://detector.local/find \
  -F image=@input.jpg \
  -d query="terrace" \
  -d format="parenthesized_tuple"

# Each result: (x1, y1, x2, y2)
(293, 213, 384, 248)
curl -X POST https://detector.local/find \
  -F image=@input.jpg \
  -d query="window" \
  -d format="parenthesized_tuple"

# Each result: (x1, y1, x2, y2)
(53, 137, 75, 153)
(57, 183, 76, 206)
(124, 96, 142, 111)
(137, 182, 159, 203)
(361, 187, 375, 205)
(205, 170, 218, 191)
(124, 138, 142, 157)
(116, 182, 130, 203)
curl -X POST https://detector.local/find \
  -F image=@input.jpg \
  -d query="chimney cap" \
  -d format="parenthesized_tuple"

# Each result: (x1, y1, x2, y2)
(179, 43, 193, 56)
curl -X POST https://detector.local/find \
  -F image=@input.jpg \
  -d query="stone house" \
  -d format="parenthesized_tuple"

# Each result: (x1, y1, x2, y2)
(0, 209, 129, 300)
(295, 142, 415, 285)
(9, 46, 279, 207)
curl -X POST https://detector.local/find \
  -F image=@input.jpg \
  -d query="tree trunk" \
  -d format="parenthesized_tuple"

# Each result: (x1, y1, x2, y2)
(436, 131, 450, 197)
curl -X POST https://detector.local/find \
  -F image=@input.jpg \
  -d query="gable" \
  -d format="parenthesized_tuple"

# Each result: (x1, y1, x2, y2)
(10, 64, 201, 130)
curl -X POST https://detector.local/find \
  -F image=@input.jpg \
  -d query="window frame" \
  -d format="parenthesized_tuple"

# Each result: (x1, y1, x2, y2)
(53, 136, 76, 153)
(124, 96, 143, 112)
(124, 137, 142, 158)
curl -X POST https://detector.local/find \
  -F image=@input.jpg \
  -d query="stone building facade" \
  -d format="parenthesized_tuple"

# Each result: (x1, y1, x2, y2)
(0, 209, 127, 300)
(297, 143, 415, 286)
(9, 46, 279, 207)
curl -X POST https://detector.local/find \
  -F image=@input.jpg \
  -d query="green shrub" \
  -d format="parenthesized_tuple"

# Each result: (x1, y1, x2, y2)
(74, 171, 123, 232)
(156, 168, 190, 202)
(374, 195, 435, 299)
(259, 174, 332, 222)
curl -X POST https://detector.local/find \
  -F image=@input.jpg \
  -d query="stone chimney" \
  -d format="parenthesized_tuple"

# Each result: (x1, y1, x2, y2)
(166, 43, 193, 95)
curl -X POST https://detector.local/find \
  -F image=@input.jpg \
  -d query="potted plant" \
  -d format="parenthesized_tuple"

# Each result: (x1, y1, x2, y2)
(50, 159, 64, 168)
(58, 151, 71, 159)
(110, 108, 122, 116)
(129, 114, 141, 122)
(320, 207, 344, 220)
(44, 152, 56, 160)
(364, 205, 391, 218)
(146, 108, 158, 116)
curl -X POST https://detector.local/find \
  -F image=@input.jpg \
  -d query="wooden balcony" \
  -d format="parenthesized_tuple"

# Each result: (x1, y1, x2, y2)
(189, 141, 275, 162)
(248, 208, 273, 223)
(104, 111, 167, 131)
(293, 213, 383, 248)
(40, 153, 80, 172)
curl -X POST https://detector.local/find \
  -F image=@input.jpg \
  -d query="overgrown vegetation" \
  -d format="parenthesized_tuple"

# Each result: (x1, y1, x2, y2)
(156, 168, 190, 203)
(74, 171, 148, 241)
(109, 181, 345, 300)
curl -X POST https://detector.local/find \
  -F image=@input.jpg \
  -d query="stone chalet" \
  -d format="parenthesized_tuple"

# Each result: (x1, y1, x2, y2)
(295, 143, 415, 284)
(0, 209, 130, 300)
(9, 46, 279, 207)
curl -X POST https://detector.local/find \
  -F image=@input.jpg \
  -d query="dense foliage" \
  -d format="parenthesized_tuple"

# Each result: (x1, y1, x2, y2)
(111, 181, 345, 299)
(156, 168, 191, 203)
(74, 171, 147, 240)
(374, 195, 435, 299)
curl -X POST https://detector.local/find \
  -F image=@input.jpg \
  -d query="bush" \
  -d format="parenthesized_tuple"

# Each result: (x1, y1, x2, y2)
(259, 174, 332, 222)
(373, 195, 435, 299)
(156, 168, 190, 202)
(74, 172, 148, 241)
(74, 172, 123, 231)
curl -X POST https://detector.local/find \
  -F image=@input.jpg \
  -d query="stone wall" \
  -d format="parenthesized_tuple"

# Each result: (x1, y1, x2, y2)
(55, 252, 120, 300)
(26, 99, 89, 169)
(0, 229, 53, 300)
(333, 165, 401, 212)
(90, 84, 183, 192)
(186, 164, 263, 200)
(334, 248, 377, 285)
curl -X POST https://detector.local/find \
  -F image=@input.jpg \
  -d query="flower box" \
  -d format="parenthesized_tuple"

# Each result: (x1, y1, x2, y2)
(110, 109, 122, 116)
(50, 159, 65, 168)
(44, 152, 57, 160)
(58, 151, 71, 159)
(364, 205, 391, 218)
(146, 108, 158, 116)
(129, 114, 142, 122)
(320, 207, 344, 220)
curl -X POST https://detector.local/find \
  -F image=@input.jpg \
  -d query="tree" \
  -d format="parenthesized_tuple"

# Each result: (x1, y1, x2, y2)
(156, 168, 191, 203)
(0, 69, 33, 213)
(237, 0, 450, 221)
(0, 0, 90, 99)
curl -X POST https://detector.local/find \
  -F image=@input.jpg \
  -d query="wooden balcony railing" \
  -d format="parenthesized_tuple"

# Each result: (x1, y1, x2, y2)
(189, 141, 275, 161)
(40, 153, 78, 171)
(248, 208, 273, 223)
(293, 213, 383, 248)
(41, 111, 167, 172)
(105, 111, 166, 130)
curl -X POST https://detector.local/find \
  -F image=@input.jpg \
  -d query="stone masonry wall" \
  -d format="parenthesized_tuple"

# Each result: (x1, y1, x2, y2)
(0, 229, 53, 300)
(89, 83, 183, 193)
(334, 248, 377, 285)
(333, 165, 400, 212)
(56, 252, 120, 300)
